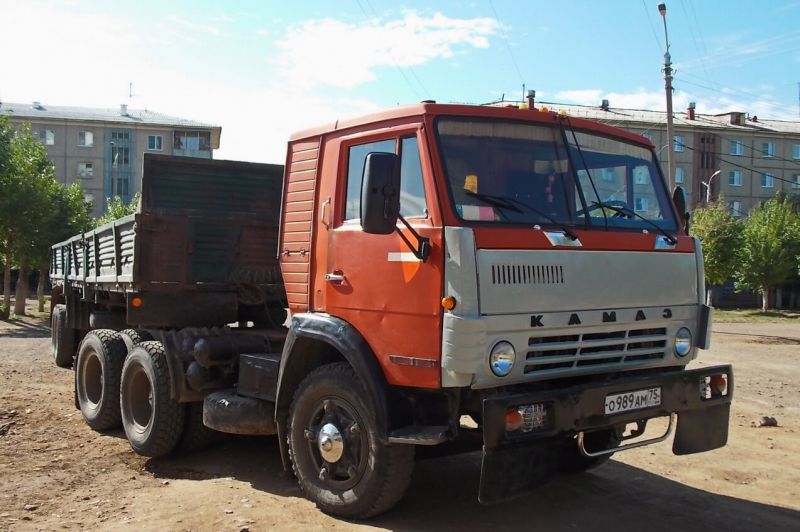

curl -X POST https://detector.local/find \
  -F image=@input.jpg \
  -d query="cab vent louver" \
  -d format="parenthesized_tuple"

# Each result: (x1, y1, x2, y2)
(491, 264, 564, 285)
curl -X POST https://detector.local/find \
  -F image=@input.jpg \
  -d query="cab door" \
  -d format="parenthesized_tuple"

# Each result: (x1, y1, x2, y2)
(323, 129, 443, 388)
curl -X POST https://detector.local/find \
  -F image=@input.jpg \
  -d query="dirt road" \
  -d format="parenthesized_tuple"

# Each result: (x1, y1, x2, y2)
(1, 311, 799, 531)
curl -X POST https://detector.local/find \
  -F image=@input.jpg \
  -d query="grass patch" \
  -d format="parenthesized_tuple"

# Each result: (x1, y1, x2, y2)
(714, 309, 800, 323)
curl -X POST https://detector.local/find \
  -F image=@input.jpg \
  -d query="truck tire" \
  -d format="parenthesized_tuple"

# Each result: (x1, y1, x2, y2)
(51, 304, 75, 368)
(287, 362, 414, 519)
(177, 402, 224, 453)
(119, 329, 153, 353)
(558, 428, 621, 473)
(120, 341, 185, 457)
(75, 329, 127, 430)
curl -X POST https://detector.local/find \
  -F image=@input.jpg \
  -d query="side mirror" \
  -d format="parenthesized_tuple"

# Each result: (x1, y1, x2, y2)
(361, 152, 400, 235)
(672, 185, 690, 234)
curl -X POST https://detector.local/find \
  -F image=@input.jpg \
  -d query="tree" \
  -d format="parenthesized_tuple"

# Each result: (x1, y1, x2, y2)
(736, 196, 800, 312)
(94, 193, 140, 227)
(0, 120, 92, 317)
(690, 200, 743, 306)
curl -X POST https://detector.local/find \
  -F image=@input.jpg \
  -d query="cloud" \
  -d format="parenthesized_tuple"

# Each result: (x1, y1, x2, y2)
(275, 11, 498, 88)
(165, 15, 223, 36)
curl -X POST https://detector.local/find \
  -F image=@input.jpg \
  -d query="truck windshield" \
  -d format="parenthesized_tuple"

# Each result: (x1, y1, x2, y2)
(436, 117, 678, 232)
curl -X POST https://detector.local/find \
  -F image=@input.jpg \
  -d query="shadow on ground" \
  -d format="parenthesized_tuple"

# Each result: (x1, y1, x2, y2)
(0, 318, 51, 339)
(142, 437, 800, 531)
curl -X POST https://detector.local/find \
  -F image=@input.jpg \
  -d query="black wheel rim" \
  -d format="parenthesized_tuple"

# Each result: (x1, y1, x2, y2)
(81, 350, 103, 407)
(304, 397, 368, 490)
(125, 364, 153, 434)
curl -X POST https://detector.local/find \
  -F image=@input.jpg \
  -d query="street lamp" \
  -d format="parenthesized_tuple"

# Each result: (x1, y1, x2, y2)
(658, 3, 675, 191)
(701, 170, 721, 204)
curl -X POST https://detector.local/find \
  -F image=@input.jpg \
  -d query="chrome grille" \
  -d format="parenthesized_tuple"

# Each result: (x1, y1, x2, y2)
(525, 327, 667, 374)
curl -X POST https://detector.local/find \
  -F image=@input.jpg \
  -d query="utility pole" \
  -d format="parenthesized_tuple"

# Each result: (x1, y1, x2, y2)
(659, 3, 676, 191)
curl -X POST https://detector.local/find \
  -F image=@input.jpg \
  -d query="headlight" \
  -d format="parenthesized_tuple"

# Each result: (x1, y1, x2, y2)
(489, 341, 516, 377)
(675, 327, 692, 357)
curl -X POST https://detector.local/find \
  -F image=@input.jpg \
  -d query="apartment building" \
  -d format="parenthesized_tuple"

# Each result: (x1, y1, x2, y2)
(1, 101, 221, 216)
(534, 100, 800, 216)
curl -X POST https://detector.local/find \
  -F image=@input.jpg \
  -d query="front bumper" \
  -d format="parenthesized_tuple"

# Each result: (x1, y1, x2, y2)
(479, 364, 733, 503)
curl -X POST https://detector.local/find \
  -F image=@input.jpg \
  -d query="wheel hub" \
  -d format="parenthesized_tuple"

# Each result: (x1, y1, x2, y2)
(317, 422, 344, 463)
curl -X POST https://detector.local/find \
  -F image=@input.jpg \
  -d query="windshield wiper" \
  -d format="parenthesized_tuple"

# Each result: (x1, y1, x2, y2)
(588, 201, 677, 245)
(465, 191, 579, 241)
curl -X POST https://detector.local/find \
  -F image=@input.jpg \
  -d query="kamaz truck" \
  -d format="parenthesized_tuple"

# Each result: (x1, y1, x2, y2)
(50, 102, 732, 518)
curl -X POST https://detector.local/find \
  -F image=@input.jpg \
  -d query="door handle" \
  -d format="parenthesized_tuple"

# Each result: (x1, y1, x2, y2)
(320, 197, 331, 229)
(325, 273, 345, 282)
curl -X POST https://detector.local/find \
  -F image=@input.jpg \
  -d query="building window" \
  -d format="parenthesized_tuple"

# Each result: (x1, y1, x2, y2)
(77, 162, 93, 178)
(761, 142, 775, 158)
(728, 170, 742, 186)
(78, 131, 94, 147)
(674, 166, 684, 184)
(35, 129, 55, 145)
(761, 173, 774, 188)
(634, 197, 648, 212)
(174, 130, 211, 151)
(633, 166, 649, 185)
(792, 174, 800, 189)
(601, 168, 615, 182)
(793, 144, 800, 160)
(729, 201, 741, 217)
(84, 193, 95, 205)
(148, 135, 163, 151)
(673, 135, 684, 152)
(729, 140, 743, 156)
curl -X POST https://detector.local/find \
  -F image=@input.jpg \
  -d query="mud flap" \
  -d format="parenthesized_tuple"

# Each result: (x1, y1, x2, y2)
(478, 441, 555, 504)
(673, 403, 730, 455)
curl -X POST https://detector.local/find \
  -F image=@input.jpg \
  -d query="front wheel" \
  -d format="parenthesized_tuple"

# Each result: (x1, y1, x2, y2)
(287, 363, 414, 519)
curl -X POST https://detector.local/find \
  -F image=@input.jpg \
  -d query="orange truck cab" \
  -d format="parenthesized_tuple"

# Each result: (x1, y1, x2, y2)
(276, 102, 731, 513)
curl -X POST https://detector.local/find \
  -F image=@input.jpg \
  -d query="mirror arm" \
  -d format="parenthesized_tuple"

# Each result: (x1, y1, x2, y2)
(395, 214, 430, 262)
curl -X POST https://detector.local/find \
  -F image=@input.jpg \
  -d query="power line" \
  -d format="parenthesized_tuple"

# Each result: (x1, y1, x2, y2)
(681, 143, 800, 188)
(641, 0, 664, 54)
(487, 0, 525, 86)
(676, 75, 795, 120)
(354, 0, 423, 100)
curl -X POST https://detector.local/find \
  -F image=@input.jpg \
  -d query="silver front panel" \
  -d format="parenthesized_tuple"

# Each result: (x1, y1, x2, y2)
(477, 249, 698, 315)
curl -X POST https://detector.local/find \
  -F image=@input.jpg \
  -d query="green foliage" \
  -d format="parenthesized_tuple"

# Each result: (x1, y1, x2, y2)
(0, 120, 93, 306)
(94, 193, 140, 227)
(735, 196, 800, 310)
(691, 200, 743, 286)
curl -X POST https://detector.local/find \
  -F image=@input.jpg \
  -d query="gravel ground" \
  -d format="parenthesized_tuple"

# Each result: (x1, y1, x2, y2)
(0, 303, 798, 531)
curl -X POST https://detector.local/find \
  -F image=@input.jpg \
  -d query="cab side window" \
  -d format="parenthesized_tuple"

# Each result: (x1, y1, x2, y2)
(345, 139, 395, 221)
(399, 136, 427, 217)
(344, 135, 428, 222)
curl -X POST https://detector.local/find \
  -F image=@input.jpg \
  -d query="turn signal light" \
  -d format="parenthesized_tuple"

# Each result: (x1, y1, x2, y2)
(130, 296, 143, 308)
(441, 296, 457, 310)
(505, 409, 523, 432)
(709, 374, 728, 396)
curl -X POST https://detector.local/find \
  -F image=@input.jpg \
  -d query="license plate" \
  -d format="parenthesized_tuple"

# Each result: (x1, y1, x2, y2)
(605, 387, 661, 414)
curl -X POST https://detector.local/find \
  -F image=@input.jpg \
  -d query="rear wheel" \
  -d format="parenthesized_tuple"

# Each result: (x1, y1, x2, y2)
(119, 329, 153, 353)
(120, 341, 185, 457)
(558, 428, 621, 473)
(51, 304, 75, 368)
(75, 329, 127, 430)
(287, 363, 414, 519)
